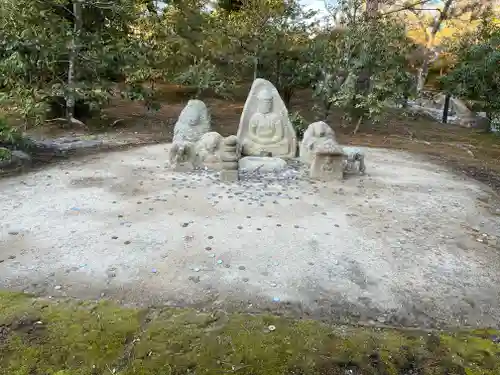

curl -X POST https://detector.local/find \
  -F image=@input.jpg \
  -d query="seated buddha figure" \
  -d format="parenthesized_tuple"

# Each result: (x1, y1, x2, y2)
(240, 88, 293, 158)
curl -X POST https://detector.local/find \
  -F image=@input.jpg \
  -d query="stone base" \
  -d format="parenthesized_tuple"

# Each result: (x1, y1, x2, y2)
(310, 153, 345, 181)
(173, 162, 195, 172)
(220, 169, 239, 182)
(239, 156, 287, 173)
(200, 161, 223, 171)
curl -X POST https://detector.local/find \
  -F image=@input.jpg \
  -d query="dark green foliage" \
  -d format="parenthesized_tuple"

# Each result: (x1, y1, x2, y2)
(0, 0, 152, 125)
(44, 96, 94, 121)
(311, 0, 415, 130)
(441, 20, 500, 124)
(0, 117, 31, 151)
(217, 0, 244, 12)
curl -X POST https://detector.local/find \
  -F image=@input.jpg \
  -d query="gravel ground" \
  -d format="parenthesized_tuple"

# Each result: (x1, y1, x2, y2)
(1, 144, 499, 328)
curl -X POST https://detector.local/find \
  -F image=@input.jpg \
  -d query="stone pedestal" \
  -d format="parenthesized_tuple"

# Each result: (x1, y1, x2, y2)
(220, 170, 239, 182)
(239, 156, 286, 173)
(173, 162, 195, 172)
(310, 150, 345, 181)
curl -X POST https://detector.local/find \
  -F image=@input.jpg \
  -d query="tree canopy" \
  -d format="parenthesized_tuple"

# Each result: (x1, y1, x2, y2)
(441, 16, 500, 125)
(0, 0, 498, 130)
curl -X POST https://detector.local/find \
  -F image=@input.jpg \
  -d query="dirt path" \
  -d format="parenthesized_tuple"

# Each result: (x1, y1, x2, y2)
(1, 144, 499, 329)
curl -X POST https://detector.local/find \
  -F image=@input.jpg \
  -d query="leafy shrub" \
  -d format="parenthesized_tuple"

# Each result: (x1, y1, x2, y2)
(290, 111, 308, 140)
(440, 21, 500, 130)
(0, 147, 11, 161)
(0, 117, 32, 150)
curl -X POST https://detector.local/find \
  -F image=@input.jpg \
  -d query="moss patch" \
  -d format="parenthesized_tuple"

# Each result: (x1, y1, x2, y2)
(0, 292, 143, 375)
(0, 292, 499, 375)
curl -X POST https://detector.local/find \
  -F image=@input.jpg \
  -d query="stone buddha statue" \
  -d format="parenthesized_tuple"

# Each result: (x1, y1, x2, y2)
(172, 99, 210, 144)
(237, 79, 296, 159)
(246, 89, 285, 149)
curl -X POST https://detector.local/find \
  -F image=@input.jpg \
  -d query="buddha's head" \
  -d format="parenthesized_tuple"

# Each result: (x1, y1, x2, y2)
(181, 99, 208, 127)
(312, 121, 330, 138)
(257, 89, 273, 114)
(186, 112, 200, 127)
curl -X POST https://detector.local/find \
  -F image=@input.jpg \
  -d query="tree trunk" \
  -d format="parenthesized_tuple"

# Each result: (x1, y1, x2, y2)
(366, 0, 379, 18)
(66, 0, 83, 125)
(352, 116, 363, 135)
(416, 0, 454, 93)
(322, 101, 332, 121)
(253, 56, 258, 80)
(417, 58, 431, 93)
(281, 87, 293, 110)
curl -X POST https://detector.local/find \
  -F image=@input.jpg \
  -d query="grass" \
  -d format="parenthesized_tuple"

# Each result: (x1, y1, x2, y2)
(1, 291, 499, 375)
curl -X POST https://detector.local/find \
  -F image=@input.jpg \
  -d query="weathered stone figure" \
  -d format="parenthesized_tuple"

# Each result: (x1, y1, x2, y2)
(220, 135, 239, 182)
(342, 147, 366, 174)
(168, 141, 196, 170)
(309, 141, 345, 181)
(195, 131, 224, 166)
(237, 78, 296, 158)
(300, 121, 338, 164)
(172, 99, 210, 144)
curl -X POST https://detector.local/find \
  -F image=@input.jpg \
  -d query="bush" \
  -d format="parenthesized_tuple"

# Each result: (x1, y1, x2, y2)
(0, 117, 32, 151)
(440, 21, 500, 130)
(290, 111, 308, 140)
(0, 147, 11, 161)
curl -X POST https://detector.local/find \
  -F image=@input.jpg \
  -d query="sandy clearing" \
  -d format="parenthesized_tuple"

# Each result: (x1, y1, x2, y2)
(1, 144, 499, 328)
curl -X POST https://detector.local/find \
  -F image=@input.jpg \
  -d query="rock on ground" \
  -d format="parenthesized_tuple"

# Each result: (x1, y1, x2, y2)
(0, 144, 499, 328)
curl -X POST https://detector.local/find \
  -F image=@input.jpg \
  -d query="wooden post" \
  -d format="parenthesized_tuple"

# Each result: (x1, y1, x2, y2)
(442, 94, 451, 124)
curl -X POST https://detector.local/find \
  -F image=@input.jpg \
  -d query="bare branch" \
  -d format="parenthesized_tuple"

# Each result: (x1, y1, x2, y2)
(380, 0, 436, 16)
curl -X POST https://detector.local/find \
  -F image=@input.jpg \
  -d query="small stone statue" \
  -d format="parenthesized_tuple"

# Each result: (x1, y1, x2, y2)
(300, 121, 338, 164)
(342, 147, 366, 174)
(220, 135, 239, 182)
(194, 131, 224, 166)
(168, 141, 196, 170)
(309, 141, 346, 181)
(172, 99, 210, 144)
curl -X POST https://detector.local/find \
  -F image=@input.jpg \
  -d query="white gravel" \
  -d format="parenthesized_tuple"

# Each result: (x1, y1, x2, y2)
(1, 144, 499, 328)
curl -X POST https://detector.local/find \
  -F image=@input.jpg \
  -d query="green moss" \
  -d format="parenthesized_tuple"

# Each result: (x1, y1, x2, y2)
(0, 293, 143, 375)
(0, 292, 499, 375)
(0, 291, 35, 324)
